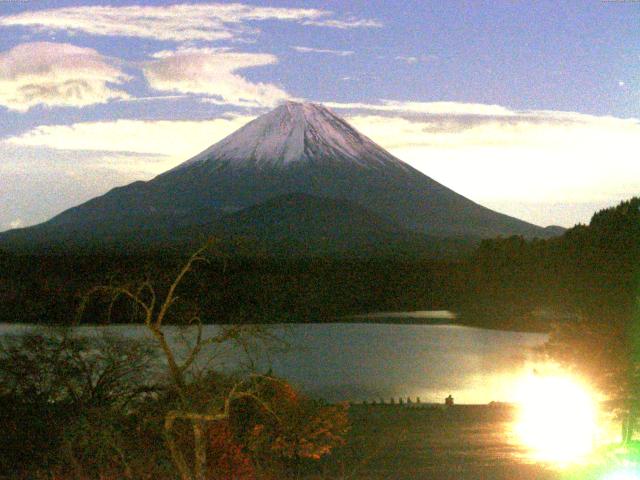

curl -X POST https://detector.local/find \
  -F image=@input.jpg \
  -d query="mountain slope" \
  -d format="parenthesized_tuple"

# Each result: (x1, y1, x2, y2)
(0, 101, 560, 250)
(195, 193, 471, 257)
(0, 193, 474, 257)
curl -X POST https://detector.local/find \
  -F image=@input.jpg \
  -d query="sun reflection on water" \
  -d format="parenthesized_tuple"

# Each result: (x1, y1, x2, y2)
(512, 371, 600, 465)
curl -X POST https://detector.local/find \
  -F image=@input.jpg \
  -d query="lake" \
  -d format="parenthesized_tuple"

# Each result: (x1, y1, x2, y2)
(0, 318, 547, 405)
(5, 320, 616, 477)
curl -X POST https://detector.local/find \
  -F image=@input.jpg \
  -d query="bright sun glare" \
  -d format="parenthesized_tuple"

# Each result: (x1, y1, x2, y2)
(513, 373, 598, 464)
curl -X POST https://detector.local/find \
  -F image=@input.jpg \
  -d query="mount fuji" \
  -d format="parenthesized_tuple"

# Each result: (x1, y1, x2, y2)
(1, 102, 560, 253)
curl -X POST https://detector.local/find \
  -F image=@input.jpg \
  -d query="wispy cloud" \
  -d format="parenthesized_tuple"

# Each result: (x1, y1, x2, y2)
(292, 46, 354, 56)
(0, 3, 381, 42)
(6, 116, 255, 160)
(118, 94, 190, 103)
(395, 55, 418, 64)
(301, 18, 383, 29)
(325, 100, 515, 117)
(142, 47, 289, 107)
(395, 54, 438, 64)
(0, 42, 129, 111)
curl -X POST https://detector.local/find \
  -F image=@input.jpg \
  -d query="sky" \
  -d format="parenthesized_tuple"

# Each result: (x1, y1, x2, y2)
(0, 0, 639, 231)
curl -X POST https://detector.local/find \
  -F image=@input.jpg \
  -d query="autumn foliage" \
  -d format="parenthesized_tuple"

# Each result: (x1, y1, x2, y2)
(207, 379, 350, 479)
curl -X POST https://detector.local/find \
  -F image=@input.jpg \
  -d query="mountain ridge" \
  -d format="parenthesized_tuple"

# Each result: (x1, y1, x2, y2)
(0, 101, 562, 252)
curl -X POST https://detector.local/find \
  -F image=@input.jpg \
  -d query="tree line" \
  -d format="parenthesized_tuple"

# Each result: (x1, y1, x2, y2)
(0, 250, 454, 326)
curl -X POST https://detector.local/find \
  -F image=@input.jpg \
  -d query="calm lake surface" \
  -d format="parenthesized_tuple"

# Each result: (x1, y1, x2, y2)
(0, 319, 547, 404)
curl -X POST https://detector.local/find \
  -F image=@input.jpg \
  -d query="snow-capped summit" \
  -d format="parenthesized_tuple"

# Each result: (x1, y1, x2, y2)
(178, 101, 408, 171)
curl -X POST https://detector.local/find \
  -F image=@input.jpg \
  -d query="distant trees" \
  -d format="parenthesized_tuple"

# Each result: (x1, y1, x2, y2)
(457, 198, 640, 327)
(0, 247, 452, 326)
(452, 234, 550, 330)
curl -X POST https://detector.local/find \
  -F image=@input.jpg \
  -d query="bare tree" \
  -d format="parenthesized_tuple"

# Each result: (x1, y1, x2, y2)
(0, 329, 157, 410)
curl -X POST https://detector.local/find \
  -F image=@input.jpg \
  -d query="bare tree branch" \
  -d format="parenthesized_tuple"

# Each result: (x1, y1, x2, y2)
(155, 241, 212, 328)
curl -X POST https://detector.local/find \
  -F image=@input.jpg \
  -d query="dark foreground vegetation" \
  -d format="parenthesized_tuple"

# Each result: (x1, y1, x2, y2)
(0, 330, 350, 480)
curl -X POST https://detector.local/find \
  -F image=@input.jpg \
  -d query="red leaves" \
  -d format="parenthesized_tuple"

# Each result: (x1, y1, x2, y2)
(239, 380, 350, 462)
(209, 421, 256, 480)
(209, 379, 350, 478)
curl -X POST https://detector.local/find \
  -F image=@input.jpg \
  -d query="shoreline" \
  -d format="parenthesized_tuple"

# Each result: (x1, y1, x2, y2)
(0, 318, 551, 334)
